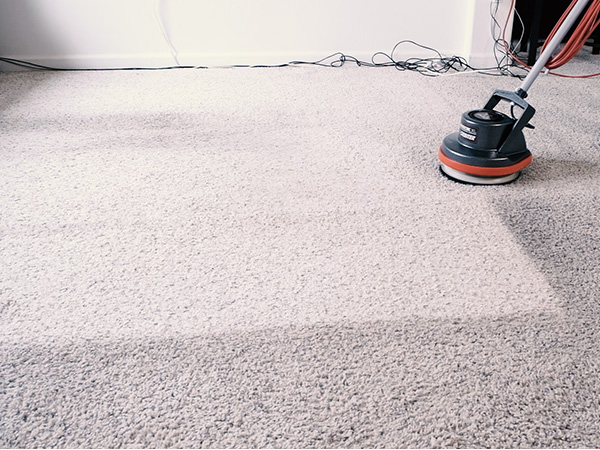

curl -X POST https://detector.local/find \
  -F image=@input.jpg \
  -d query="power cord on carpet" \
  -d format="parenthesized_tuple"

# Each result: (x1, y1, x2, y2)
(0, 40, 512, 77)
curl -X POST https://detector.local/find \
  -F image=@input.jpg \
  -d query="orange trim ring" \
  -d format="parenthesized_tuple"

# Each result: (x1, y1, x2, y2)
(438, 148, 532, 177)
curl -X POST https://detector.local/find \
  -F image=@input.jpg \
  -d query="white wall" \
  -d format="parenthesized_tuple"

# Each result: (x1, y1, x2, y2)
(468, 0, 514, 68)
(0, 0, 512, 70)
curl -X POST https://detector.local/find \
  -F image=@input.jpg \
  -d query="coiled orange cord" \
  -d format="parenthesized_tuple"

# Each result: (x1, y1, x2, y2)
(543, 0, 600, 69)
(505, 0, 600, 78)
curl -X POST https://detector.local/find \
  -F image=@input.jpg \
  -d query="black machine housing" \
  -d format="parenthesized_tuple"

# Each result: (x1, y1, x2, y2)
(440, 89, 535, 178)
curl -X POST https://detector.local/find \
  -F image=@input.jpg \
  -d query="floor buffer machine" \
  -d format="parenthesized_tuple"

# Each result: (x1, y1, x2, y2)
(438, 0, 599, 184)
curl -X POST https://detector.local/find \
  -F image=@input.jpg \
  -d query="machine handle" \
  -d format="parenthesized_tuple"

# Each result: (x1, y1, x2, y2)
(484, 90, 536, 155)
(484, 89, 531, 112)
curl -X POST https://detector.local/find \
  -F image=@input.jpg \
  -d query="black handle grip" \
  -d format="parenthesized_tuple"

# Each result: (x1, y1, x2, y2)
(483, 90, 536, 155)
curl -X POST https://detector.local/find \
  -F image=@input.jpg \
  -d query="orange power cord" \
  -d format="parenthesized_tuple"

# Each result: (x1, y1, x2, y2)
(504, 0, 600, 78)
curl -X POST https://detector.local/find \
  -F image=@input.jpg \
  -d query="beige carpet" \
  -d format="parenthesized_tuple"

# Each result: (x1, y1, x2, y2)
(1, 49, 599, 447)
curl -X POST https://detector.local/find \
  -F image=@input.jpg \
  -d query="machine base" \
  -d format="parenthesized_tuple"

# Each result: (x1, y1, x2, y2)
(438, 138, 532, 186)
(439, 163, 521, 185)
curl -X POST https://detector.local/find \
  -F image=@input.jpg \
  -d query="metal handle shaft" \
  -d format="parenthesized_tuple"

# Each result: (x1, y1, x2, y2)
(517, 0, 591, 95)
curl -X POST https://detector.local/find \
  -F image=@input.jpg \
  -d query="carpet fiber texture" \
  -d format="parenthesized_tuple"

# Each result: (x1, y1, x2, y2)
(1, 50, 600, 448)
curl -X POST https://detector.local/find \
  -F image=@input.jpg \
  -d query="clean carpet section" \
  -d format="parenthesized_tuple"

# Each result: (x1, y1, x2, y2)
(1, 50, 600, 447)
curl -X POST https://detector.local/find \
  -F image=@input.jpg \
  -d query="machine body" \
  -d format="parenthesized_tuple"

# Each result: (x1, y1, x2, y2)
(438, 0, 592, 184)
(439, 90, 535, 184)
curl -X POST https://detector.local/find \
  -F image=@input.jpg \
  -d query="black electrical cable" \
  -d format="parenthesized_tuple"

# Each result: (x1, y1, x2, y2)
(0, 56, 207, 71)
(0, 48, 501, 75)
(0, 37, 523, 77)
(489, 0, 528, 78)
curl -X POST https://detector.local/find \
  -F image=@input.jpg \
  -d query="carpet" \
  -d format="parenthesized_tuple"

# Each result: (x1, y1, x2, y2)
(1, 49, 600, 448)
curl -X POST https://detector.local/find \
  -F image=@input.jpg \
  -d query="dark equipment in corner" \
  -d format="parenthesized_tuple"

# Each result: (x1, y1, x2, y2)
(438, 0, 596, 185)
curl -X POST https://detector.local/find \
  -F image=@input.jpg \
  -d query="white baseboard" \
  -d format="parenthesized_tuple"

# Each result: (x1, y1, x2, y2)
(468, 53, 508, 70)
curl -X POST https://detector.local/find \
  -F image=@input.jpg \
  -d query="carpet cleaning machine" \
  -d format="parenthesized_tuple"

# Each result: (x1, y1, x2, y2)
(439, 0, 599, 184)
